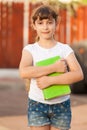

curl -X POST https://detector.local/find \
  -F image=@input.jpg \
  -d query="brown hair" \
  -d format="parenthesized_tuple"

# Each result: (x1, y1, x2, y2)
(32, 5, 58, 24)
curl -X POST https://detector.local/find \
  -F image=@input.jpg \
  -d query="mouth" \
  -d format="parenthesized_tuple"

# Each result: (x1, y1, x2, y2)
(42, 32, 50, 34)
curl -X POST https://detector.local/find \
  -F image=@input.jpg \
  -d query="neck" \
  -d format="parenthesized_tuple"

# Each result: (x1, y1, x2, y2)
(38, 39, 57, 49)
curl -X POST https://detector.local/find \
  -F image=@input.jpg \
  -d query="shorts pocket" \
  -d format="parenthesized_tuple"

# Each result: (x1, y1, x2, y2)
(29, 98, 39, 107)
(61, 99, 70, 107)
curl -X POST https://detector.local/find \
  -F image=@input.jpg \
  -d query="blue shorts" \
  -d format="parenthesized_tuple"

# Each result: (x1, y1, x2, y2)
(28, 98, 72, 130)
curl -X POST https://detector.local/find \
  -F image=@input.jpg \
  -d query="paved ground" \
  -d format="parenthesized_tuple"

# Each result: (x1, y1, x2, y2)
(0, 69, 87, 130)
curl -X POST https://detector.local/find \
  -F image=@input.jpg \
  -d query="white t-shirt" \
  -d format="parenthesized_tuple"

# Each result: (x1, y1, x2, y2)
(24, 42, 73, 104)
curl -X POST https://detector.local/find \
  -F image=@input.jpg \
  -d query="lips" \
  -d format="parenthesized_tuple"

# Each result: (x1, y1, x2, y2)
(42, 31, 50, 34)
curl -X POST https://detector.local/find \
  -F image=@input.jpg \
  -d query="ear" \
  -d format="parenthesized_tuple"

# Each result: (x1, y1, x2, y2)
(32, 23, 37, 30)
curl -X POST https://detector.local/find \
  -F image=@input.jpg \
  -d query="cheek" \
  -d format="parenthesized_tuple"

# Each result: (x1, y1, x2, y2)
(51, 26, 56, 34)
(50, 24, 56, 31)
(35, 25, 42, 31)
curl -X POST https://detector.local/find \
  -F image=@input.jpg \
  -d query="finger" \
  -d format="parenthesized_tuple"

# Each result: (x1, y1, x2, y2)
(61, 58, 67, 63)
(65, 65, 68, 72)
(60, 58, 65, 61)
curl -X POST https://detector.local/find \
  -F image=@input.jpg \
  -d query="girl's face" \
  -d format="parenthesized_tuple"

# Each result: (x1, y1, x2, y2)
(33, 18, 56, 41)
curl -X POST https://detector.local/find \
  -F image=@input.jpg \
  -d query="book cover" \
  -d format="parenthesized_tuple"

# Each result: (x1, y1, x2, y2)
(36, 56, 71, 100)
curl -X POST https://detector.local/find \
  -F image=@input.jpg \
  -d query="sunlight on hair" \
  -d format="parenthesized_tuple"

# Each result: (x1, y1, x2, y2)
(59, 0, 72, 3)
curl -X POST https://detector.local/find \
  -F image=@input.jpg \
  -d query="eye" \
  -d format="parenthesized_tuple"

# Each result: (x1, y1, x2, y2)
(37, 21, 43, 24)
(38, 22, 42, 24)
(48, 21, 53, 24)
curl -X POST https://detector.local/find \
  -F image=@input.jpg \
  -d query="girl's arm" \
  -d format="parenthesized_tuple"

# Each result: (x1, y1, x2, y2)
(19, 50, 67, 79)
(36, 52, 84, 89)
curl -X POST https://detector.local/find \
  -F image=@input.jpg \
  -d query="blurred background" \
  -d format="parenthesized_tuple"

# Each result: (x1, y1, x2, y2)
(0, 0, 87, 130)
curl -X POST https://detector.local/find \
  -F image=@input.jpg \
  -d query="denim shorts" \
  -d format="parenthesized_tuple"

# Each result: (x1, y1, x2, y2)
(28, 98, 72, 130)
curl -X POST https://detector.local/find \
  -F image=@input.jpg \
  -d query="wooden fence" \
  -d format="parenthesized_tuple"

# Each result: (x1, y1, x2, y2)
(0, 2, 87, 68)
(0, 2, 24, 68)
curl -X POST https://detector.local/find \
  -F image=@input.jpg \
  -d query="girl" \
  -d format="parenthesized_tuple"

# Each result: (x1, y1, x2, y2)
(19, 5, 84, 130)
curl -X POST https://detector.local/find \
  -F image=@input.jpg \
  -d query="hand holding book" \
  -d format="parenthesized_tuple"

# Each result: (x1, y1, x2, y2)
(36, 76, 51, 89)
(53, 58, 68, 73)
(36, 56, 71, 100)
(36, 59, 67, 89)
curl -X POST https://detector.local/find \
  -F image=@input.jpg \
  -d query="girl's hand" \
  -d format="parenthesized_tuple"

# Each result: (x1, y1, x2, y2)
(36, 76, 51, 89)
(54, 59, 68, 73)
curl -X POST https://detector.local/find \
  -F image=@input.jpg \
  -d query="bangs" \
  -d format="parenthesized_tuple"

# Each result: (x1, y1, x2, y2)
(32, 5, 58, 23)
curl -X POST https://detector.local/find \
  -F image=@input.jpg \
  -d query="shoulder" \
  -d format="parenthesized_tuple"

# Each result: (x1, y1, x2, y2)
(57, 42, 74, 58)
(57, 42, 73, 50)
(57, 42, 71, 48)
(23, 42, 37, 52)
(24, 42, 36, 49)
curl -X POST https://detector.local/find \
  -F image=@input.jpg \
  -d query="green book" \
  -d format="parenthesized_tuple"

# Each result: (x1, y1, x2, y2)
(36, 56, 71, 100)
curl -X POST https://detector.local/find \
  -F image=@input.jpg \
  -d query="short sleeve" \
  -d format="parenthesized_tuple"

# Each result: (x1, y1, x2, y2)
(23, 44, 34, 56)
(62, 44, 74, 58)
(23, 45, 31, 52)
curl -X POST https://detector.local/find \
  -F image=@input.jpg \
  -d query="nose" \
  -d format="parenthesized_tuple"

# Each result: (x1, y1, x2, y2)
(43, 23, 48, 30)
